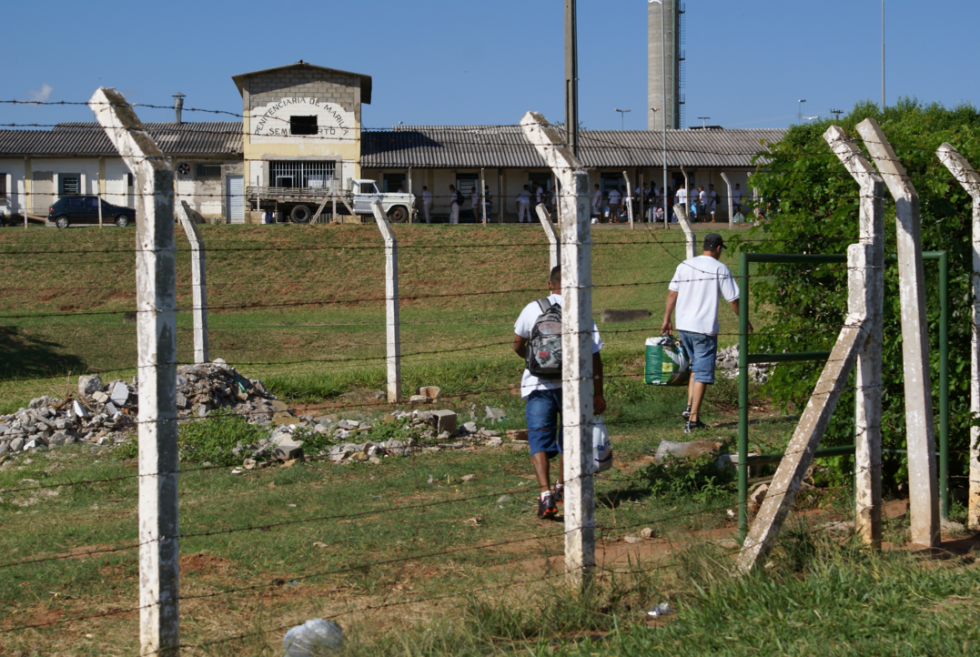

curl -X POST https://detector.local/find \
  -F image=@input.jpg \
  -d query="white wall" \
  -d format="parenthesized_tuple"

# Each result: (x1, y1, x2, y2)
(0, 159, 26, 214)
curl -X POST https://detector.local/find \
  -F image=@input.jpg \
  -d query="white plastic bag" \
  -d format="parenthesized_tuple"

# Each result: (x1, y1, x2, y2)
(283, 619, 344, 656)
(592, 416, 613, 473)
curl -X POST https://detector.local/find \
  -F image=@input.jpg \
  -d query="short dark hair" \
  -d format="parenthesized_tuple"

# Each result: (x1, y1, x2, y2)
(423, 185, 428, 190)
(549, 266, 561, 289)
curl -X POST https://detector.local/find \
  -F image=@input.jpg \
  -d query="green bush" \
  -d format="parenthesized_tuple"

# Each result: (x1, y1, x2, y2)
(177, 410, 269, 466)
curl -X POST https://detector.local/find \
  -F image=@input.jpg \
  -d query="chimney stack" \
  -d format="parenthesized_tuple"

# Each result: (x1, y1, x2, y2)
(173, 93, 185, 124)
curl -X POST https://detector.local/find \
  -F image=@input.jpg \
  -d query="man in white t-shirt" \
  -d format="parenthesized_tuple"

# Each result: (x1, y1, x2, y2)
(662, 233, 750, 433)
(674, 185, 688, 220)
(517, 185, 532, 223)
(449, 185, 460, 224)
(732, 183, 743, 214)
(697, 186, 708, 222)
(513, 266, 606, 519)
(422, 186, 433, 223)
(607, 186, 622, 223)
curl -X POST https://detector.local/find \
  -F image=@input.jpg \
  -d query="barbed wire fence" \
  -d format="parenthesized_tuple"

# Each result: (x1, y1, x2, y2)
(0, 94, 974, 654)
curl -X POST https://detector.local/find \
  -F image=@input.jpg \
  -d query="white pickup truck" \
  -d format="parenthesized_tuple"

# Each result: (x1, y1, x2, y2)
(248, 178, 416, 224)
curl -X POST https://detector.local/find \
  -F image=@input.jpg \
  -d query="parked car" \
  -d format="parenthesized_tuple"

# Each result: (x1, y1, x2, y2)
(48, 196, 135, 228)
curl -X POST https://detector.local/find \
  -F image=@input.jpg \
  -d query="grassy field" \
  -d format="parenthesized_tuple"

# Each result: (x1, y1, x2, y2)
(1, 222, 975, 656)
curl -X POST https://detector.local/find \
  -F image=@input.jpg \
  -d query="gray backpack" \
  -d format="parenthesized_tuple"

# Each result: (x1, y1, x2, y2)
(526, 299, 563, 380)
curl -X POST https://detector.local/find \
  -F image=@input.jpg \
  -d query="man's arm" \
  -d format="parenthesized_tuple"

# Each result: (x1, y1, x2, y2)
(729, 299, 754, 333)
(662, 289, 679, 334)
(513, 334, 528, 359)
(592, 351, 606, 416)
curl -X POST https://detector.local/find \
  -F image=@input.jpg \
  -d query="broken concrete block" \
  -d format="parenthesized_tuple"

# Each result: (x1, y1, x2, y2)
(461, 474, 478, 483)
(654, 440, 723, 465)
(409, 395, 432, 404)
(416, 386, 441, 400)
(273, 413, 300, 426)
(274, 441, 304, 462)
(462, 422, 478, 434)
(271, 400, 289, 412)
(110, 382, 129, 405)
(105, 402, 118, 416)
(485, 407, 507, 422)
(92, 391, 110, 404)
(78, 375, 103, 397)
(73, 401, 90, 418)
(431, 410, 457, 436)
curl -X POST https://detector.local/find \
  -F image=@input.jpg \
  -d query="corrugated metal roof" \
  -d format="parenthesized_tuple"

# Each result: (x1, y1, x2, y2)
(0, 122, 242, 157)
(362, 126, 786, 169)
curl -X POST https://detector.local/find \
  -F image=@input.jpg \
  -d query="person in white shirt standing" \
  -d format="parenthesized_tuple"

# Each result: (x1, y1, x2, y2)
(421, 186, 433, 223)
(517, 185, 532, 223)
(513, 266, 606, 519)
(674, 184, 688, 219)
(708, 184, 719, 223)
(449, 185, 460, 224)
(697, 186, 708, 222)
(732, 183, 743, 214)
(607, 186, 622, 223)
(661, 234, 750, 433)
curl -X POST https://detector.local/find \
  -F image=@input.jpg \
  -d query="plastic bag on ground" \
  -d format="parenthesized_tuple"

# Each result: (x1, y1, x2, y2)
(592, 416, 613, 473)
(283, 619, 344, 656)
(645, 335, 691, 386)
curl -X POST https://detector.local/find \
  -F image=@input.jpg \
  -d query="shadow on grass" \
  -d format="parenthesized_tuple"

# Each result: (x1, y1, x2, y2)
(0, 326, 87, 381)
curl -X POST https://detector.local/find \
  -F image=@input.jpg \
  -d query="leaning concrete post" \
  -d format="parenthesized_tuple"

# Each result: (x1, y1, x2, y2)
(178, 201, 209, 365)
(858, 118, 940, 548)
(480, 167, 487, 226)
(90, 87, 179, 655)
(535, 203, 560, 271)
(672, 202, 697, 260)
(737, 298, 871, 573)
(937, 143, 980, 529)
(371, 201, 401, 403)
(622, 171, 634, 229)
(825, 126, 885, 547)
(721, 172, 735, 228)
(521, 111, 595, 591)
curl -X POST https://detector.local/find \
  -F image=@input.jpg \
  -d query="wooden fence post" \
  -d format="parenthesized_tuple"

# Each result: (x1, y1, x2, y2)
(858, 118, 940, 548)
(825, 126, 885, 547)
(521, 111, 595, 592)
(178, 201, 209, 365)
(90, 87, 179, 656)
(371, 201, 401, 403)
(937, 143, 980, 529)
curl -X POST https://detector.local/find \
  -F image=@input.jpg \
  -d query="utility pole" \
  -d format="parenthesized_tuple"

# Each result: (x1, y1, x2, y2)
(882, 0, 886, 109)
(831, 109, 844, 121)
(565, 0, 579, 157)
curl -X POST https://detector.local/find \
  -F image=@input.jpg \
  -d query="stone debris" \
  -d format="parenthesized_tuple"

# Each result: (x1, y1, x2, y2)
(654, 440, 723, 465)
(715, 344, 772, 384)
(0, 360, 276, 456)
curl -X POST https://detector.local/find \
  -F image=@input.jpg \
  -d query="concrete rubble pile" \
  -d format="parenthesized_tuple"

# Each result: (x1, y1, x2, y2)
(0, 359, 277, 455)
(715, 344, 771, 384)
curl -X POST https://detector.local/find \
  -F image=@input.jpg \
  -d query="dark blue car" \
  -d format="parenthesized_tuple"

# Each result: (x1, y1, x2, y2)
(48, 195, 135, 228)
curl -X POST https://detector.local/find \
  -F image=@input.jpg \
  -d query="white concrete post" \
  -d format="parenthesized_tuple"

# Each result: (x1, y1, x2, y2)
(672, 202, 697, 261)
(858, 118, 940, 548)
(178, 201, 209, 365)
(371, 201, 401, 403)
(535, 203, 561, 271)
(937, 143, 980, 529)
(622, 171, 634, 230)
(825, 126, 885, 547)
(479, 168, 487, 226)
(90, 87, 179, 656)
(407, 167, 413, 224)
(721, 172, 734, 228)
(521, 111, 595, 591)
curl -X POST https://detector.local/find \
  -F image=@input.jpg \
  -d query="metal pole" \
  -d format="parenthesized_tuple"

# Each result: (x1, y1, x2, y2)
(565, 0, 579, 158)
(371, 201, 401, 404)
(882, 0, 886, 109)
(940, 250, 949, 517)
(90, 87, 179, 656)
(661, 0, 668, 230)
(738, 252, 749, 538)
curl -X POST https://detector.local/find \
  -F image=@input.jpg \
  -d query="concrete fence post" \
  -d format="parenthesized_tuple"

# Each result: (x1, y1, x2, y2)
(672, 202, 697, 261)
(858, 118, 940, 548)
(937, 143, 980, 529)
(825, 126, 885, 547)
(90, 87, 179, 656)
(480, 167, 487, 226)
(720, 172, 734, 228)
(622, 171, 634, 229)
(178, 201, 209, 365)
(535, 203, 561, 271)
(521, 111, 595, 592)
(371, 201, 401, 403)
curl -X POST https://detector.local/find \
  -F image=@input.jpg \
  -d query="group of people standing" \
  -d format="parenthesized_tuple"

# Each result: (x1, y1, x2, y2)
(586, 182, 744, 224)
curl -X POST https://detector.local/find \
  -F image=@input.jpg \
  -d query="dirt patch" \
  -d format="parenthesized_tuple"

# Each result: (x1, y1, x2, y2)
(180, 552, 234, 575)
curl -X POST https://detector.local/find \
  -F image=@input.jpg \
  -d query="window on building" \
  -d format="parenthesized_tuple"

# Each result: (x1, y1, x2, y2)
(0, 175, 6, 199)
(127, 173, 134, 188)
(196, 164, 222, 179)
(61, 175, 81, 196)
(382, 174, 406, 193)
(290, 116, 318, 136)
(456, 175, 479, 198)
(269, 161, 335, 189)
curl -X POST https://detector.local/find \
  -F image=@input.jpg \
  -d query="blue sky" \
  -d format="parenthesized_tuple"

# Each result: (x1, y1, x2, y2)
(3, 0, 978, 131)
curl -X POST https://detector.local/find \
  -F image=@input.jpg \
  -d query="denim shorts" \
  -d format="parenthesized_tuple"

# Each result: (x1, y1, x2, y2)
(678, 331, 718, 384)
(526, 388, 563, 458)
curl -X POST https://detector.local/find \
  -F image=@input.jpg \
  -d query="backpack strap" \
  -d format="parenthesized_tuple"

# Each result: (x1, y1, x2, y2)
(536, 298, 551, 314)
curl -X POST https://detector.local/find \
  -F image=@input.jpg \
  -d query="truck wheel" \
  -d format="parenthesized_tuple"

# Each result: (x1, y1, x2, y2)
(387, 206, 409, 223)
(290, 204, 312, 224)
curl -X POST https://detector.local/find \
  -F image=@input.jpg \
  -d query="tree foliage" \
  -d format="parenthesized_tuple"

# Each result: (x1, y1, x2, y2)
(738, 98, 980, 491)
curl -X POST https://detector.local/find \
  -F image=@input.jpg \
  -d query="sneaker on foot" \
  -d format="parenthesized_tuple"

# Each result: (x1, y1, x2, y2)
(537, 493, 558, 519)
(682, 405, 692, 420)
(684, 419, 708, 434)
(553, 484, 564, 504)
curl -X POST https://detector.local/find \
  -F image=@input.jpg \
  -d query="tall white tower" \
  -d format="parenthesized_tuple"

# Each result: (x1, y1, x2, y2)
(648, 0, 685, 130)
